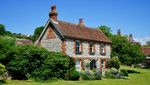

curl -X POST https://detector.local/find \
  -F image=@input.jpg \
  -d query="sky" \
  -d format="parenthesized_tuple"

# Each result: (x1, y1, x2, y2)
(0, 0, 150, 45)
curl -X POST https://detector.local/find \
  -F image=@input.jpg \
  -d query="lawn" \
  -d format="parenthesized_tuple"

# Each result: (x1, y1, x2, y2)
(2, 66, 150, 85)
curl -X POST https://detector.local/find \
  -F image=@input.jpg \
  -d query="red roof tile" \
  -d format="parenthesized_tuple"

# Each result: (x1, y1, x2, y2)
(57, 21, 111, 43)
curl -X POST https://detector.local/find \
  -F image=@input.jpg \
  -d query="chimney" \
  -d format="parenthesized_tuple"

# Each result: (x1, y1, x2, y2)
(129, 33, 133, 39)
(117, 29, 121, 36)
(78, 18, 84, 27)
(49, 5, 58, 21)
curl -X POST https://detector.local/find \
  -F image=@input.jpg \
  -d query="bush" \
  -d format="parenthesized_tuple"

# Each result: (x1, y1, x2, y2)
(94, 71, 101, 80)
(69, 70, 80, 80)
(5, 45, 74, 80)
(0, 36, 15, 65)
(0, 64, 5, 75)
(108, 57, 121, 70)
(0, 64, 6, 84)
(120, 69, 128, 77)
(0, 36, 76, 80)
(105, 68, 128, 79)
(105, 69, 116, 79)
(81, 70, 101, 80)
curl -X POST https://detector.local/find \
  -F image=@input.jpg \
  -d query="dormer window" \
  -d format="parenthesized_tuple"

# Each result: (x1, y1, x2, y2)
(89, 42, 95, 55)
(100, 44, 106, 55)
(75, 40, 82, 54)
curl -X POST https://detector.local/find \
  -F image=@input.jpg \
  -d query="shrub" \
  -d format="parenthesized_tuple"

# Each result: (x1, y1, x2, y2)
(5, 45, 74, 80)
(69, 70, 80, 80)
(0, 36, 15, 65)
(120, 69, 128, 77)
(94, 71, 101, 80)
(108, 57, 121, 70)
(0, 64, 6, 84)
(81, 70, 101, 80)
(0, 64, 5, 75)
(105, 69, 115, 79)
(105, 68, 128, 79)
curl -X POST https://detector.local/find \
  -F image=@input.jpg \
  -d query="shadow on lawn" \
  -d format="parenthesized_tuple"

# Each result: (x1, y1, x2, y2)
(0, 80, 6, 84)
(127, 70, 140, 74)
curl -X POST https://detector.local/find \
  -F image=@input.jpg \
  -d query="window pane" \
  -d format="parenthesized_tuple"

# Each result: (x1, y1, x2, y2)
(76, 41, 81, 54)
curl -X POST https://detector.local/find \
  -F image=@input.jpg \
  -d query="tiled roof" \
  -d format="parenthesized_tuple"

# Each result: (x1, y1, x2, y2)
(141, 47, 150, 55)
(56, 20, 111, 43)
(16, 39, 32, 45)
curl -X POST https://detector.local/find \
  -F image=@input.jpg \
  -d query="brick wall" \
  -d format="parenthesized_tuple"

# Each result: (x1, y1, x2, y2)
(40, 26, 62, 52)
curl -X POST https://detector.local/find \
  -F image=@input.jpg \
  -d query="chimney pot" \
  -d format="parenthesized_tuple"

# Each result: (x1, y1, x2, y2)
(49, 5, 58, 21)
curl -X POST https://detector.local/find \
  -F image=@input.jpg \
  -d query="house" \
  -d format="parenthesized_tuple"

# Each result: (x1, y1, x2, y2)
(16, 39, 32, 45)
(117, 29, 140, 45)
(35, 5, 111, 74)
(141, 47, 150, 67)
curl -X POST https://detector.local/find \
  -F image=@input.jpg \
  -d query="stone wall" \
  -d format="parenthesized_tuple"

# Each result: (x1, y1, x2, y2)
(66, 39, 111, 59)
(40, 26, 62, 52)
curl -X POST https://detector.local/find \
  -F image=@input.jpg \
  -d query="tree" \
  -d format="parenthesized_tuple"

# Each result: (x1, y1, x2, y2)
(32, 26, 44, 42)
(111, 35, 145, 65)
(97, 25, 112, 37)
(0, 24, 6, 36)
(97, 25, 145, 65)
(145, 41, 150, 46)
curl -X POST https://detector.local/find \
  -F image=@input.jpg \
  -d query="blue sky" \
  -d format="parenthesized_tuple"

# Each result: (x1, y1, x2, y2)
(0, 0, 150, 44)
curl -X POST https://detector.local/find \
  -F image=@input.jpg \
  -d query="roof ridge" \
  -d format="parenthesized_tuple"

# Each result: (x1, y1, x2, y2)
(58, 20, 98, 30)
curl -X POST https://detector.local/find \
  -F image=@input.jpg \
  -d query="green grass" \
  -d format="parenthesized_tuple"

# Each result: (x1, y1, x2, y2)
(2, 66, 150, 85)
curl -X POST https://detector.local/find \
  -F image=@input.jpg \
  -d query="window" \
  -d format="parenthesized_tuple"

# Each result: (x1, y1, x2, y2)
(75, 40, 82, 54)
(90, 60, 96, 70)
(89, 42, 95, 55)
(75, 60, 80, 71)
(100, 44, 106, 55)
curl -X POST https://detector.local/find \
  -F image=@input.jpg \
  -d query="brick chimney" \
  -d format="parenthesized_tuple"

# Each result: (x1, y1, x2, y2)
(49, 5, 58, 21)
(78, 18, 84, 27)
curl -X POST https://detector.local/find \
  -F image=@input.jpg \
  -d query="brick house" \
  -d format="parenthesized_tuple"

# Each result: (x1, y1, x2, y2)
(35, 5, 111, 74)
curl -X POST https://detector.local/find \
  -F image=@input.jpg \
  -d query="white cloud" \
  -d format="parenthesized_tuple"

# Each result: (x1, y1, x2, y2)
(134, 36, 150, 45)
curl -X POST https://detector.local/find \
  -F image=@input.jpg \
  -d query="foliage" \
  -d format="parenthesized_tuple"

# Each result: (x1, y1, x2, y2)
(98, 25, 145, 65)
(105, 68, 125, 79)
(143, 41, 150, 47)
(0, 36, 16, 65)
(97, 25, 112, 37)
(32, 26, 44, 42)
(94, 71, 101, 80)
(0, 64, 7, 84)
(66, 68, 80, 80)
(108, 57, 120, 70)
(0, 64, 5, 75)
(3, 66, 150, 85)
(120, 69, 128, 77)
(0, 24, 6, 36)
(5, 45, 73, 80)
(110, 35, 145, 65)
(0, 36, 74, 81)
(146, 41, 150, 46)
(80, 70, 101, 80)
